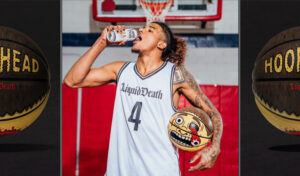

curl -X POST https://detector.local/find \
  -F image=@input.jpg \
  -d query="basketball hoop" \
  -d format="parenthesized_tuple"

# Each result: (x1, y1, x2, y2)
(139, 0, 173, 23)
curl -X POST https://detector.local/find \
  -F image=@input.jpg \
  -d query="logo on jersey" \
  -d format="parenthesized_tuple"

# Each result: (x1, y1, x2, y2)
(120, 82, 163, 100)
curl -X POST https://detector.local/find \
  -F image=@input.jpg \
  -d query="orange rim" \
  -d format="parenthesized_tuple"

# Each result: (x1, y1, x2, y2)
(139, 0, 172, 14)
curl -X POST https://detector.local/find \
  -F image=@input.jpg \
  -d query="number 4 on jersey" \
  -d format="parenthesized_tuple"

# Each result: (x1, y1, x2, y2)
(128, 102, 142, 131)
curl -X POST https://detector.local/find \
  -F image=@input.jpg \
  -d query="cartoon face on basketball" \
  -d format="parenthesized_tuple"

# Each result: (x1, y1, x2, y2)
(168, 107, 213, 152)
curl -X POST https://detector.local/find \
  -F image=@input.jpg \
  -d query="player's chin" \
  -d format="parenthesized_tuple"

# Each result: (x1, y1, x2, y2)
(131, 46, 140, 53)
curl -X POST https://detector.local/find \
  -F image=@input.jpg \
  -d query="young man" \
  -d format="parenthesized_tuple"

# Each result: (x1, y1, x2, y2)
(64, 22, 223, 176)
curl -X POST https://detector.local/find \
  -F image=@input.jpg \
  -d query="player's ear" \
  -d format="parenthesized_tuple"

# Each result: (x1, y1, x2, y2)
(157, 41, 167, 50)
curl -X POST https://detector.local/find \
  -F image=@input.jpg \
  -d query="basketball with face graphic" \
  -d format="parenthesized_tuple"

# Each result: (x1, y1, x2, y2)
(168, 107, 213, 152)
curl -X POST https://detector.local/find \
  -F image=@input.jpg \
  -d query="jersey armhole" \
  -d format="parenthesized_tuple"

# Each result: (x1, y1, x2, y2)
(170, 64, 178, 112)
(116, 61, 131, 84)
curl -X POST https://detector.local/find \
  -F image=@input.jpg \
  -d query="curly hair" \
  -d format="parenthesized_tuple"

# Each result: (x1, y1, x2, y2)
(152, 22, 187, 66)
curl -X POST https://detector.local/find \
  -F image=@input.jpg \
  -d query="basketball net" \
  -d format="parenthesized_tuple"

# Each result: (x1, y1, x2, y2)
(139, 0, 173, 23)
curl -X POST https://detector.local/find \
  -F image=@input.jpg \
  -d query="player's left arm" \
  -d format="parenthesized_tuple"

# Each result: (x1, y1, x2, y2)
(173, 66, 223, 171)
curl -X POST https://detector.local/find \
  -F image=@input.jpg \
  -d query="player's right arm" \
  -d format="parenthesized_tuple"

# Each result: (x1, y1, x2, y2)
(64, 25, 126, 88)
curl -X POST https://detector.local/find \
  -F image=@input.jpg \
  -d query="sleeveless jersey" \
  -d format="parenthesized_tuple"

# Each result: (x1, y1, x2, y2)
(105, 61, 180, 176)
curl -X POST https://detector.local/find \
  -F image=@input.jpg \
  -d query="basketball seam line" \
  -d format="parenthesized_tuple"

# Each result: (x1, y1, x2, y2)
(259, 38, 300, 59)
(179, 111, 213, 133)
(0, 78, 49, 82)
(0, 92, 48, 121)
(254, 92, 300, 121)
(171, 136, 209, 148)
(0, 38, 48, 68)
(169, 121, 212, 139)
(253, 78, 300, 82)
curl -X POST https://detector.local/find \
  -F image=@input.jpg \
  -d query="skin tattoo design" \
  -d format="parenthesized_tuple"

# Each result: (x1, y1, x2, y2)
(173, 66, 223, 171)
(64, 23, 223, 174)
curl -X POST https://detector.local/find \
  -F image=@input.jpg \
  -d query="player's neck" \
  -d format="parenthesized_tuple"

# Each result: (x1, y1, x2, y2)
(136, 54, 164, 76)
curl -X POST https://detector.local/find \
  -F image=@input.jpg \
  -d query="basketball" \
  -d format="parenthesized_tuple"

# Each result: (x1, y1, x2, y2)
(0, 26, 50, 136)
(168, 107, 213, 152)
(252, 26, 300, 135)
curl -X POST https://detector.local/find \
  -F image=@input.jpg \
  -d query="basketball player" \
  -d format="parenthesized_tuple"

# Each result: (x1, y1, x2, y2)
(64, 22, 223, 175)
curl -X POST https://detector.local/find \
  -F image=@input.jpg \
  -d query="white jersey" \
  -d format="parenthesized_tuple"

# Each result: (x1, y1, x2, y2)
(105, 61, 180, 176)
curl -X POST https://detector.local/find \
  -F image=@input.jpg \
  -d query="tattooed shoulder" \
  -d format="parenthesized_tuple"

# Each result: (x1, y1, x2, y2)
(173, 66, 200, 90)
(173, 66, 185, 85)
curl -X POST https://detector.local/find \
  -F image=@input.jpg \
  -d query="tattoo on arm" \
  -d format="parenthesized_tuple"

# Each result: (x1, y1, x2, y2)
(173, 66, 185, 85)
(208, 109, 223, 148)
(175, 66, 223, 148)
(194, 96, 203, 109)
(209, 149, 217, 163)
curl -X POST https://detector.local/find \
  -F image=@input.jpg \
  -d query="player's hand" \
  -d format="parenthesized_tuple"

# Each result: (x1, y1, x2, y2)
(188, 145, 220, 172)
(99, 25, 126, 46)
